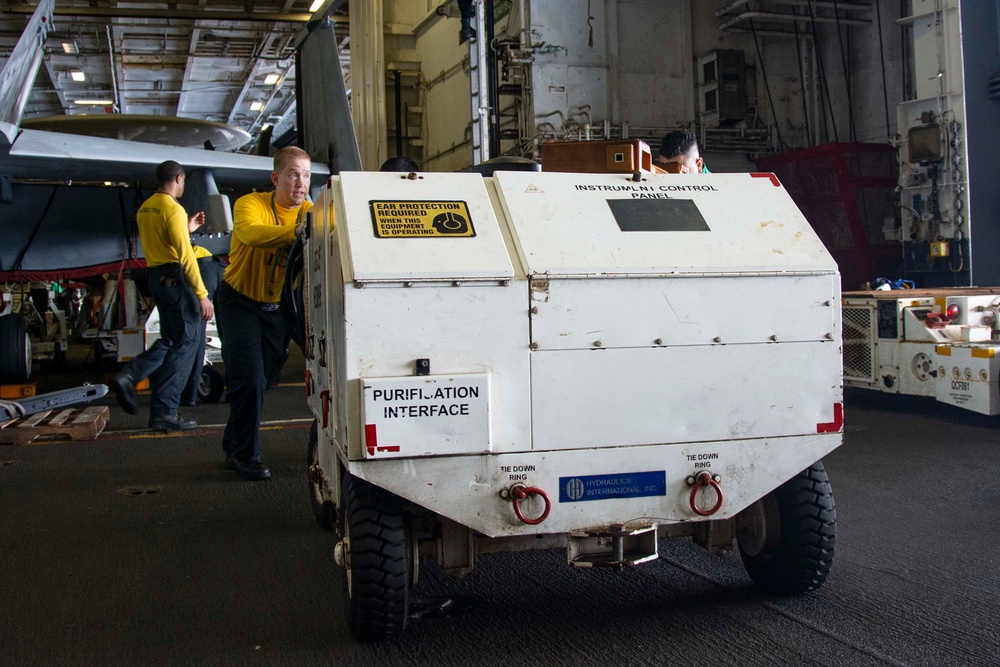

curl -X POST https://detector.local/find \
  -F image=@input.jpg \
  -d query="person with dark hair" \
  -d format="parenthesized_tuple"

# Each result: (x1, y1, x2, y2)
(380, 155, 420, 172)
(658, 129, 709, 174)
(111, 161, 214, 431)
(215, 146, 312, 481)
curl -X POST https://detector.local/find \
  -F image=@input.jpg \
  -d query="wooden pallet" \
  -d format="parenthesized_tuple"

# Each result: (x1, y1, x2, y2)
(0, 406, 109, 444)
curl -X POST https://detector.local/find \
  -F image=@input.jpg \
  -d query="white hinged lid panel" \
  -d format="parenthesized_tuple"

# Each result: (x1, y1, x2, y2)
(336, 172, 513, 281)
(493, 171, 836, 277)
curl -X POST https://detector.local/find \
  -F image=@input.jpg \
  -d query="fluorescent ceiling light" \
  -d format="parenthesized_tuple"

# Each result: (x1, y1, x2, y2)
(70, 71, 86, 82)
(73, 99, 113, 105)
(264, 73, 280, 85)
(61, 42, 78, 54)
(261, 123, 271, 131)
(250, 101, 263, 111)
(309, 0, 324, 12)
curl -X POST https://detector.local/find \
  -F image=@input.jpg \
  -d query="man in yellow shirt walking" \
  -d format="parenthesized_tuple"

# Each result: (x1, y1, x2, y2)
(215, 146, 310, 481)
(111, 161, 214, 430)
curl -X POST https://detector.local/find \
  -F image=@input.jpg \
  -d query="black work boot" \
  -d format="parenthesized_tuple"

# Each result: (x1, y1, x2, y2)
(148, 414, 197, 432)
(233, 461, 271, 481)
(110, 373, 139, 415)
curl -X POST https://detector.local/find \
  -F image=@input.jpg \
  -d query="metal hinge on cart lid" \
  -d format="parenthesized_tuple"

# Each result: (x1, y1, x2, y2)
(361, 373, 492, 459)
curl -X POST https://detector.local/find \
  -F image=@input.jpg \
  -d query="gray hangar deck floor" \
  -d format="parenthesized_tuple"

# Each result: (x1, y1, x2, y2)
(1, 348, 997, 666)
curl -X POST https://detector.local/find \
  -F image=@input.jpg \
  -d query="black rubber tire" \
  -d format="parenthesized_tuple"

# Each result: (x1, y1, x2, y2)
(197, 365, 225, 403)
(0, 314, 31, 383)
(737, 461, 836, 596)
(306, 421, 334, 530)
(340, 473, 409, 642)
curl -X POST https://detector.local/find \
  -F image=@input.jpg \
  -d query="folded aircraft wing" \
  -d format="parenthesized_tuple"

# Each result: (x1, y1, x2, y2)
(0, 131, 328, 279)
(2, 128, 281, 188)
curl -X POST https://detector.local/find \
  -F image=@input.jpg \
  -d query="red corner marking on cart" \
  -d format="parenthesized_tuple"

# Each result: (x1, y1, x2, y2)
(364, 424, 400, 456)
(750, 172, 781, 187)
(816, 403, 844, 433)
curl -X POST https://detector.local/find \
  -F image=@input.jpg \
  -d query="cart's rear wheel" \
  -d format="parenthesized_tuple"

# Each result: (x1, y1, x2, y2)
(340, 473, 409, 642)
(306, 421, 334, 530)
(197, 365, 225, 403)
(736, 461, 836, 596)
(0, 314, 31, 383)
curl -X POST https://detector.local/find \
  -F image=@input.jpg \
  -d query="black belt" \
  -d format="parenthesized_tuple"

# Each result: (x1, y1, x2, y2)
(150, 262, 180, 273)
(221, 280, 280, 312)
(150, 262, 181, 285)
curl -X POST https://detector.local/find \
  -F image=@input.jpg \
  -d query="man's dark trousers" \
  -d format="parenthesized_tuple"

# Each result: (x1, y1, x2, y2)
(121, 263, 200, 420)
(215, 281, 286, 464)
(181, 256, 225, 404)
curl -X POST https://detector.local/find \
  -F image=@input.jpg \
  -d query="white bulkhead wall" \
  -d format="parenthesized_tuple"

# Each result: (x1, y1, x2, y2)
(530, 0, 694, 129)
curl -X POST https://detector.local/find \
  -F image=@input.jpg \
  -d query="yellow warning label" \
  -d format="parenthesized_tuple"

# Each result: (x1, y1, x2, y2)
(369, 200, 476, 238)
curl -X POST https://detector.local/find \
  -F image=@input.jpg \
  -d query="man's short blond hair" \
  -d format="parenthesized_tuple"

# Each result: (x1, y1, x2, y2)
(273, 146, 311, 173)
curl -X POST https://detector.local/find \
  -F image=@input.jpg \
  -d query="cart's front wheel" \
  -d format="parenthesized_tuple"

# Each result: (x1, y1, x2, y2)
(340, 473, 409, 641)
(736, 461, 836, 596)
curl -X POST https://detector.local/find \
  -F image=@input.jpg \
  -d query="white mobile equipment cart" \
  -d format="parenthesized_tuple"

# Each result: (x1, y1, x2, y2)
(302, 169, 843, 641)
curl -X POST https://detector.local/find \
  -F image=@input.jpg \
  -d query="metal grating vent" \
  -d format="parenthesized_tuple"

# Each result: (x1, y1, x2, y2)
(843, 305, 876, 382)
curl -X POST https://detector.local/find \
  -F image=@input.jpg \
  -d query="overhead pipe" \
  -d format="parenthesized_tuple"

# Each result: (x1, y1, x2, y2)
(6, 5, 314, 22)
(725, 27, 815, 38)
(716, 0, 871, 16)
(393, 70, 403, 156)
(792, 7, 813, 148)
(485, 0, 500, 157)
(830, 0, 857, 142)
(105, 25, 120, 113)
(806, 0, 840, 144)
(720, 11, 870, 31)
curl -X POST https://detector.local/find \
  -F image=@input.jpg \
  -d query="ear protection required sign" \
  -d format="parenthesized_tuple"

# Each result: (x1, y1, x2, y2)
(369, 200, 476, 238)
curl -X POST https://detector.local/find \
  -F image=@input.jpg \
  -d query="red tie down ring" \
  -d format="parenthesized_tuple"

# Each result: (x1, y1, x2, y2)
(689, 471, 724, 516)
(511, 485, 551, 525)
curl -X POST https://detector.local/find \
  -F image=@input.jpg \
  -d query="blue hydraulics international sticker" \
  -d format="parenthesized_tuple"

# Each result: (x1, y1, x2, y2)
(558, 471, 666, 503)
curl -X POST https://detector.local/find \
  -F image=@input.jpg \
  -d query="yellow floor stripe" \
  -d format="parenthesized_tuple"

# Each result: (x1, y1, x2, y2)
(116, 417, 312, 439)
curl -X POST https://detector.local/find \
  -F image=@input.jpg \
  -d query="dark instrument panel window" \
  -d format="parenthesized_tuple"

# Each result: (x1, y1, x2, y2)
(607, 199, 711, 232)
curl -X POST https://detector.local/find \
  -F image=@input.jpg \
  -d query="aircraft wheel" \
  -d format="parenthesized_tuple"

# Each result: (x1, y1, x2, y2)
(0, 314, 31, 383)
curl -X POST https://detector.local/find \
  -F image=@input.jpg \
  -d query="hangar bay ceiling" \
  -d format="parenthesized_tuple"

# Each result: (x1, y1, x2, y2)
(0, 0, 350, 151)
